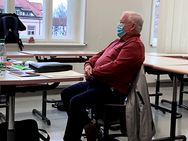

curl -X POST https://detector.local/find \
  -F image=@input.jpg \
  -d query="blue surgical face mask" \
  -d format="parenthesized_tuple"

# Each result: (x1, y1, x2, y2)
(117, 23, 126, 38)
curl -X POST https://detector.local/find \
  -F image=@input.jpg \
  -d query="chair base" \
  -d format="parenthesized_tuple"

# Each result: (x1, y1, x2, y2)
(98, 136, 119, 141)
(96, 118, 127, 141)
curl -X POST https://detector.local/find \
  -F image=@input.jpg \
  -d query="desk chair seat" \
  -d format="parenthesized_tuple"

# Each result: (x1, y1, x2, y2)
(96, 103, 127, 141)
(179, 78, 188, 110)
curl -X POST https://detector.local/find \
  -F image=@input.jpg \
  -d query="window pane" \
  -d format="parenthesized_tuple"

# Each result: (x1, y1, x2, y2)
(28, 27, 34, 30)
(15, 0, 43, 37)
(154, 0, 160, 38)
(0, 0, 5, 13)
(152, 0, 160, 46)
(52, 0, 68, 38)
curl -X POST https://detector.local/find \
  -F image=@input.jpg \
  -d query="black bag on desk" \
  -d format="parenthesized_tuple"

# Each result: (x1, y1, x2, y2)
(29, 62, 73, 73)
(0, 13, 26, 51)
(0, 119, 50, 141)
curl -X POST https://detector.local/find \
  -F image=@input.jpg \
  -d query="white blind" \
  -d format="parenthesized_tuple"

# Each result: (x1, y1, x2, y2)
(157, 0, 188, 53)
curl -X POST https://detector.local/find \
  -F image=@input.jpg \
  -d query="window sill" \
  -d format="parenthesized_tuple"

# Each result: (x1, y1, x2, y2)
(150, 43, 157, 48)
(23, 42, 87, 47)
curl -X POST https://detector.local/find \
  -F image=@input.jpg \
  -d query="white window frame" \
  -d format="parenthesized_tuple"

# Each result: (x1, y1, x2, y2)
(4, 0, 86, 46)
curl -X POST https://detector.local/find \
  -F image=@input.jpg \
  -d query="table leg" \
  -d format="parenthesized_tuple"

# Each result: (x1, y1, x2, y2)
(2, 85, 16, 141)
(7, 95, 15, 141)
(170, 76, 178, 140)
(152, 76, 186, 141)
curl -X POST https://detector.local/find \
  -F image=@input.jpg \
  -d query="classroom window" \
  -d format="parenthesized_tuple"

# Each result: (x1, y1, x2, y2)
(150, 0, 160, 47)
(0, 0, 4, 13)
(15, 9, 20, 15)
(52, 0, 68, 37)
(15, 0, 43, 37)
(0, 0, 86, 45)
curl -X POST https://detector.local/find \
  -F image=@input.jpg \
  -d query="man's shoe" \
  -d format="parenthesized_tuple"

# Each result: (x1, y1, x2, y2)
(84, 120, 99, 141)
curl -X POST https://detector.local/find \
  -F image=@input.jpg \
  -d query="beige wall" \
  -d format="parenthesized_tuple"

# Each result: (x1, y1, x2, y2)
(85, 0, 156, 53)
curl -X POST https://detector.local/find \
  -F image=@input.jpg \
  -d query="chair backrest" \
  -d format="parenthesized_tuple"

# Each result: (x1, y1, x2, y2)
(127, 66, 142, 95)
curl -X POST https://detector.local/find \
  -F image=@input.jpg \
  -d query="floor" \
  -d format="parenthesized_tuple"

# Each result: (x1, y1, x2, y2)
(1, 81, 188, 141)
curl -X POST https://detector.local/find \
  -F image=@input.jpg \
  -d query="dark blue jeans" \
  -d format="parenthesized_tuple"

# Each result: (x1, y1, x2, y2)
(61, 79, 126, 141)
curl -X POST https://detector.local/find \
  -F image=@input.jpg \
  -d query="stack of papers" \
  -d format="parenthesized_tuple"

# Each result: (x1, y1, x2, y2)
(38, 70, 84, 78)
(8, 71, 39, 77)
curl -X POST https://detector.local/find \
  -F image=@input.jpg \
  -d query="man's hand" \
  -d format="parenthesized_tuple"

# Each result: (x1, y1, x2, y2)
(84, 65, 94, 81)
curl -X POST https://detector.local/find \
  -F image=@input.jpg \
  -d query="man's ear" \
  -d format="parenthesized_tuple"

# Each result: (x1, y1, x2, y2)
(130, 23, 136, 31)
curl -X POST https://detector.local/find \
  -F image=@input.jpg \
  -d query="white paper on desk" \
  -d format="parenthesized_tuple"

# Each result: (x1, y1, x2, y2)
(38, 70, 84, 78)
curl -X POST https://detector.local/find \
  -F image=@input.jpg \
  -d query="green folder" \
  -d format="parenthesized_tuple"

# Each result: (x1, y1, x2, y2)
(12, 65, 27, 70)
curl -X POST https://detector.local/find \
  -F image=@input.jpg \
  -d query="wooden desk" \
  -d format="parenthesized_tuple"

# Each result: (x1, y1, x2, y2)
(20, 50, 97, 57)
(182, 54, 188, 59)
(146, 52, 187, 58)
(153, 65, 188, 75)
(144, 55, 188, 67)
(144, 56, 187, 141)
(144, 55, 188, 116)
(7, 52, 34, 58)
(19, 51, 97, 62)
(0, 71, 84, 141)
(152, 64, 188, 141)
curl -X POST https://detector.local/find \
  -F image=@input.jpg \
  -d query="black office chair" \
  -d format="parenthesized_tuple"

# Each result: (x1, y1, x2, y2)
(93, 65, 157, 141)
(0, 93, 9, 122)
(95, 103, 127, 141)
(93, 68, 142, 141)
(178, 77, 188, 110)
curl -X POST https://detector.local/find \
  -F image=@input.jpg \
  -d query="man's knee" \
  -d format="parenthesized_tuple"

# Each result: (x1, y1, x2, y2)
(69, 96, 80, 108)
(61, 87, 71, 100)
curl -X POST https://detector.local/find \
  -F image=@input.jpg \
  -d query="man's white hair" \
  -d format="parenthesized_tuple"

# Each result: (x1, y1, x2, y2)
(123, 11, 144, 33)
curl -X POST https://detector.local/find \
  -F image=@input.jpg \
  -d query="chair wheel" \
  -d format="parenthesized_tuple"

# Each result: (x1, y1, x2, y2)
(109, 125, 121, 131)
(52, 103, 57, 108)
(46, 120, 51, 125)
